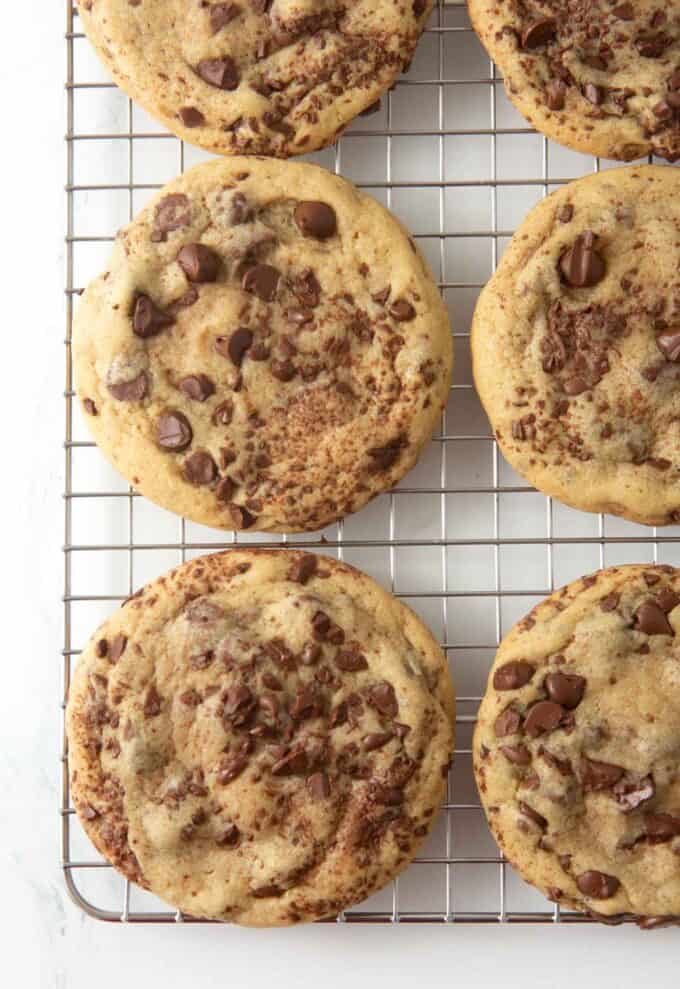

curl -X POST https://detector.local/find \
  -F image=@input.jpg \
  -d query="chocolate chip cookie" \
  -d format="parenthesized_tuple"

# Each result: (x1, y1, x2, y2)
(66, 549, 455, 925)
(468, 1, 679, 162)
(472, 165, 679, 526)
(76, 0, 431, 157)
(74, 157, 452, 532)
(475, 564, 680, 928)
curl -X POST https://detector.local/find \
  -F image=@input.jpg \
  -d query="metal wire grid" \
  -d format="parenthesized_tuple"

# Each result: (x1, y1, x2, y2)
(62, 0, 680, 924)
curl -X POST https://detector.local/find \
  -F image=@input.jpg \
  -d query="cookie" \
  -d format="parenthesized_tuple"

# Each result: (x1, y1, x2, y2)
(74, 157, 452, 533)
(471, 165, 679, 527)
(474, 564, 680, 928)
(76, 0, 431, 157)
(66, 549, 455, 925)
(468, 1, 679, 162)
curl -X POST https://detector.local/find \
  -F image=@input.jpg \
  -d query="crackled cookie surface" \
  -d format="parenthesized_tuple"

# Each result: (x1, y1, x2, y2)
(66, 550, 455, 925)
(74, 157, 452, 532)
(474, 564, 680, 928)
(77, 0, 431, 156)
(472, 166, 679, 526)
(469, 1, 679, 162)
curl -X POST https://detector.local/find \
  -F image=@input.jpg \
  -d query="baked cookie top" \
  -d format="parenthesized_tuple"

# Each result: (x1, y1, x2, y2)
(74, 157, 452, 533)
(66, 549, 455, 925)
(472, 165, 679, 527)
(469, 0, 679, 162)
(76, 0, 431, 157)
(474, 564, 680, 928)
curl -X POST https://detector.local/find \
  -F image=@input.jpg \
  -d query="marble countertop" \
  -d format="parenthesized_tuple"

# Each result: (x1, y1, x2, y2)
(2, 3, 678, 986)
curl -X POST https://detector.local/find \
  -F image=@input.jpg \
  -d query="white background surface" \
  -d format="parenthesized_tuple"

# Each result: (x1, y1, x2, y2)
(2, 2, 679, 985)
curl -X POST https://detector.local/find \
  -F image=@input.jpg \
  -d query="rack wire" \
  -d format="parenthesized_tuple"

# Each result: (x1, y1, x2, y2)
(62, 0, 680, 923)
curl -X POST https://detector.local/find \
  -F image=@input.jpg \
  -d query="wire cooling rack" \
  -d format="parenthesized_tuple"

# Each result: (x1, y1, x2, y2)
(62, 0, 680, 924)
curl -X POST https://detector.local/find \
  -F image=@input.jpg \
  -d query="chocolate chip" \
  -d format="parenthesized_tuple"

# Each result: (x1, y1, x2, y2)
(215, 476, 236, 502)
(270, 359, 296, 382)
(523, 701, 564, 738)
(286, 306, 314, 326)
(613, 774, 655, 812)
(612, 3, 633, 19)
(224, 192, 250, 225)
(179, 107, 205, 128)
(657, 589, 680, 613)
(242, 264, 280, 302)
(501, 744, 531, 766)
(300, 642, 321, 666)
(389, 299, 416, 322)
(109, 634, 127, 663)
(95, 638, 108, 659)
(583, 82, 604, 105)
(367, 436, 405, 472)
(152, 194, 190, 240)
(227, 504, 257, 529)
(645, 812, 680, 843)
(289, 554, 317, 584)
(293, 268, 321, 308)
(196, 57, 239, 91)
(495, 706, 521, 737)
(156, 411, 193, 451)
(656, 331, 680, 362)
(261, 672, 282, 691)
(653, 100, 674, 121)
(367, 681, 398, 719)
(213, 400, 234, 425)
(563, 376, 589, 396)
(546, 78, 567, 111)
(311, 611, 330, 640)
(215, 823, 240, 847)
(81, 804, 100, 821)
(179, 688, 202, 707)
(544, 672, 585, 709)
(210, 2, 240, 33)
(223, 684, 255, 725)
(177, 244, 220, 283)
(363, 731, 393, 752)
(308, 771, 330, 800)
(217, 755, 248, 784)
(143, 685, 162, 718)
(576, 871, 620, 899)
(290, 683, 323, 721)
(558, 204, 574, 223)
(493, 661, 534, 691)
(108, 372, 148, 402)
(272, 747, 308, 776)
(559, 231, 605, 288)
(327, 703, 349, 734)
(133, 295, 174, 337)
(183, 451, 218, 485)
(633, 601, 674, 636)
(335, 648, 368, 672)
(580, 756, 624, 791)
(521, 18, 556, 49)
(518, 801, 547, 830)
(293, 201, 337, 240)
(178, 374, 215, 401)
(83, 398, 97, 415)
(217, 327, 253, 367)
(600, 592, 620, 613)
(635, 34, 671, 59)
